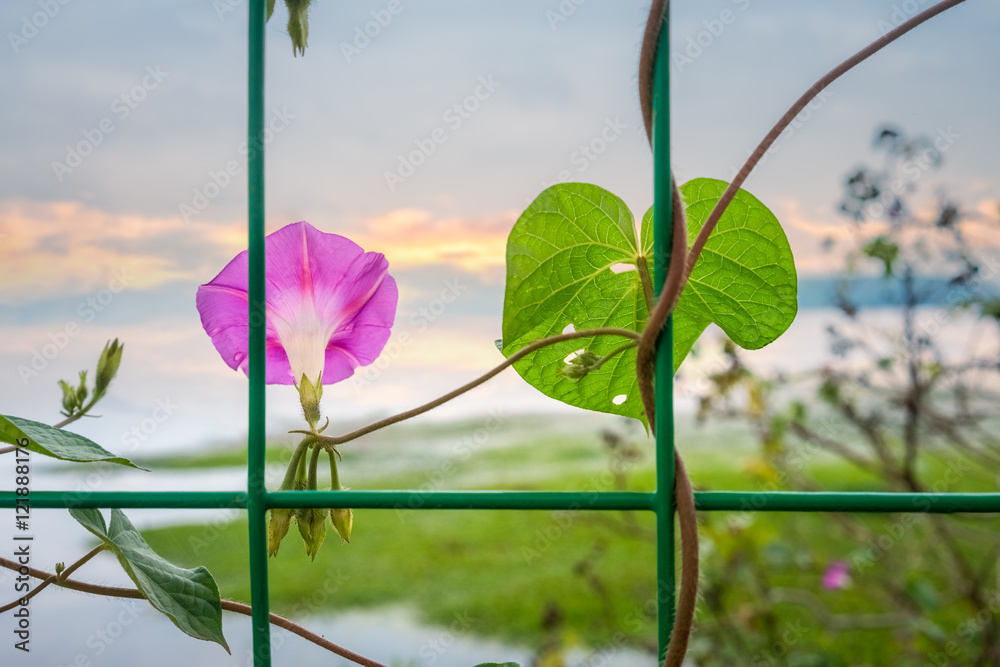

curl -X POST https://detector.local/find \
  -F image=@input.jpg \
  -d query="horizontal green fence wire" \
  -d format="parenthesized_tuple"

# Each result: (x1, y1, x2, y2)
(3, 3, 1000, 666)
(6, 491, 1000, 514)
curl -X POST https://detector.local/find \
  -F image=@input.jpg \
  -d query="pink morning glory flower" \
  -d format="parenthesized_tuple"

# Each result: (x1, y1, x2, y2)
(822, 560, 850, 590)
(197, 221, 398, 386)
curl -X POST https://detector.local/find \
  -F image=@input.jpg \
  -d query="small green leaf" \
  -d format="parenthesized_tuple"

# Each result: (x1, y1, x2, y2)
(0, 415, 145, 469)
(70, 508, 230, 653)
(473, 663, 521, 667)
(501, 183, 650, 421)
(668, 178, 798, 371)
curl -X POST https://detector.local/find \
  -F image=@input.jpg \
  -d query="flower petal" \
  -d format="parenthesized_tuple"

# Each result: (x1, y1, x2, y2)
(264, 222, 364, 324)
(328, 276, 398, 368)
(197, 221, 398, 386)
(196, 281, 298, 384)
(196, 283, 249, 372)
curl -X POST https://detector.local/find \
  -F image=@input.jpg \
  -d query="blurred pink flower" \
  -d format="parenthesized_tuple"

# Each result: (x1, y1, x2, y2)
(197, 221, 397, 385)
(822, 560, 850, 590)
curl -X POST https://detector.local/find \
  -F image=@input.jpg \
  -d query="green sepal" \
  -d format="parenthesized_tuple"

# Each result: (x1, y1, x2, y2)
(330, 507, 353, 544)
(297, 507, 327, 560)
(286, 0, 311, 56)
(298, 372, 323, 430)
(267, 508, 292, 557)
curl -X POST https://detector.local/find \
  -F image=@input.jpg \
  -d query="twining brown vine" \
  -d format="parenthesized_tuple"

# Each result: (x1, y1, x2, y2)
(635, 1, 968, 665)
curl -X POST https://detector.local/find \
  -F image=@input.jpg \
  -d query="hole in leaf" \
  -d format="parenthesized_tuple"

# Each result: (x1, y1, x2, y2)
(564, 348, 586, 364)
(562, 323, 576, 335)
(610, 263, 636, 274)
(612, 394, 627, 406)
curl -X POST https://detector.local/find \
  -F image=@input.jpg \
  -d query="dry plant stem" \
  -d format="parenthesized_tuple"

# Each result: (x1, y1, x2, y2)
(302, 326, 642, 447)
(638, 3, 698, 666)
(682, 0, 968, 291)
(0, 545, 104, 614)
(52, 413, 83, 430)
(0, 556, 387, 667)
(667, 447, 698, 665)
(52, 393, 105, 430)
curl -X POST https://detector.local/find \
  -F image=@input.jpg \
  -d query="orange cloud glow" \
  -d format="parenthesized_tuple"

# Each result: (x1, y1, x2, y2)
(354, 208, 512, 279)
(0, 200, 516, 305)
(0, 200, 247, 304)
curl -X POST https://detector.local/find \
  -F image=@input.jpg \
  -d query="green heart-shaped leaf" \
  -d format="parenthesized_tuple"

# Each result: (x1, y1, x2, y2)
(501, 179, 797, 423)
(668, 178, 798, 370)
(501, 183, 651, 421)
(70, 508, 230, 653)
(0, 415, 145, 469)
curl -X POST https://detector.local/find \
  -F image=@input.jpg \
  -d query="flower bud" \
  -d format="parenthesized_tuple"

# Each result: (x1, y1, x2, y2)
(285, 0, 312, 56)
(297, 508, 327, 561)
(297, 372, 323, 430)
(95, 339, 123, 395)
(75, 370, 89, 406)
(558, 351, 600, 381)
(267, 508, 292, 557)
(58, 380, 79, 414)
(330, 507, 353, 544)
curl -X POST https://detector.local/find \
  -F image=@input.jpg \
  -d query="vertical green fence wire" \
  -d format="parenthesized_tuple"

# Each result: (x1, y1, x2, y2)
(650, 7, 675, 662)
(246, 0, 271, 664)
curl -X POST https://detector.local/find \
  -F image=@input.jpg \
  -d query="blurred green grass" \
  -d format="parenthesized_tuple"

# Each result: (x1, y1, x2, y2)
(139, 412, 1000, 665)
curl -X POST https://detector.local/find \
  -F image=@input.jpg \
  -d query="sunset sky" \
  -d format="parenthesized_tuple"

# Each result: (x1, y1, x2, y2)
(1, 0, 998, 457)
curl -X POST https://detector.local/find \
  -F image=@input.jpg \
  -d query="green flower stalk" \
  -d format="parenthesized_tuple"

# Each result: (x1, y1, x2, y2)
(296, 443, 327, 560)
(53, 340, 124, 428)
(267, 439, 310, 557)
(328, 448, 352, 543)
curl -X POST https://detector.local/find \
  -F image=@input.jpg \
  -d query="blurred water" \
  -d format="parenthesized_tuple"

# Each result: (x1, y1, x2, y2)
(3, 305, 995, 665)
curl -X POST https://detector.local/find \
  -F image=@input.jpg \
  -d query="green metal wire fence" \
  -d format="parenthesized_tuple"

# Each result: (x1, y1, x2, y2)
(4, 2, 1000, 666)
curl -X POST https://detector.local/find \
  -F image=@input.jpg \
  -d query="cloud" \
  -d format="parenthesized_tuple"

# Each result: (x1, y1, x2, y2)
(353, 208, 512, 280)
(0, 199, 517, 307)
(0, 199, 246, 305)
